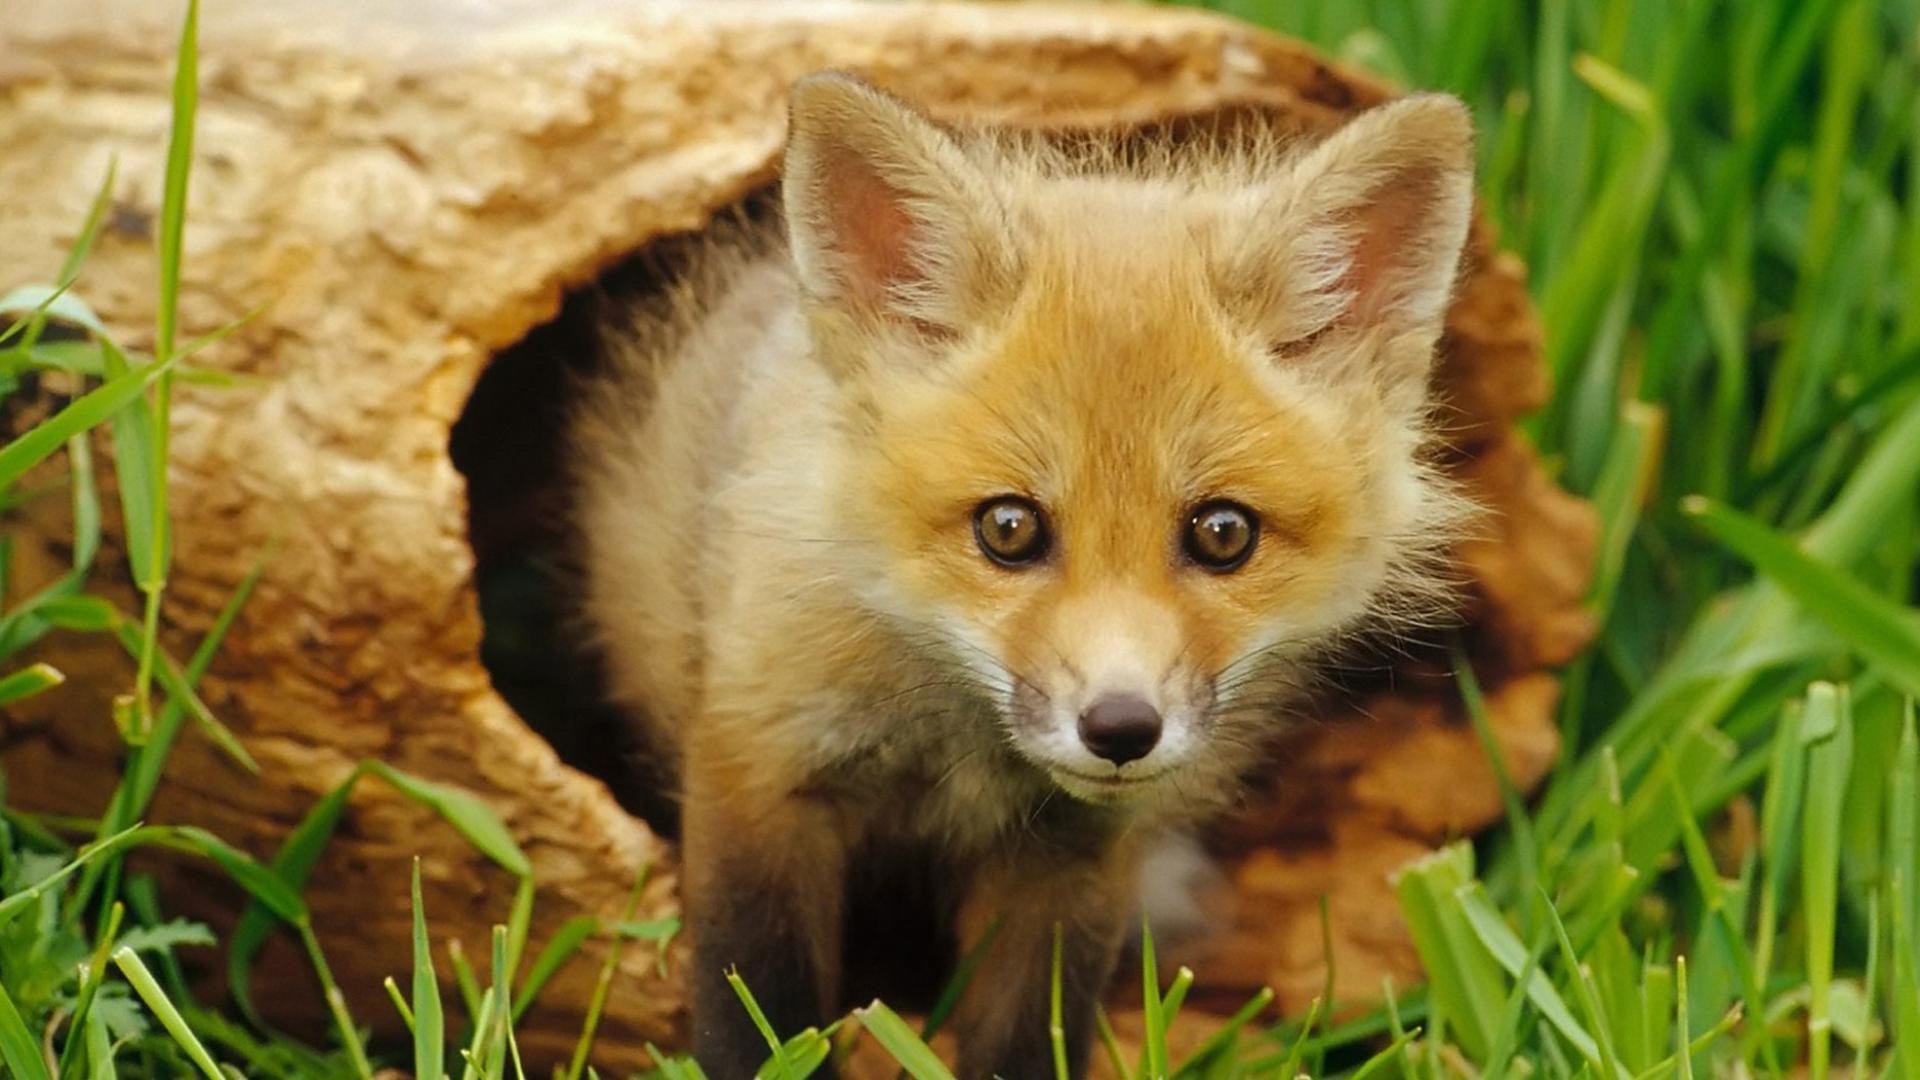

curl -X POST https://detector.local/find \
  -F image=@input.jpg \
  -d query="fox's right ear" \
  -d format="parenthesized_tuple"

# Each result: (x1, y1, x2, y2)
(782, 74, 1016, 337)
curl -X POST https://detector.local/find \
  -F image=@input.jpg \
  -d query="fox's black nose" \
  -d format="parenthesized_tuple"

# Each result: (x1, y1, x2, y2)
(1077, 695, 1162, 765)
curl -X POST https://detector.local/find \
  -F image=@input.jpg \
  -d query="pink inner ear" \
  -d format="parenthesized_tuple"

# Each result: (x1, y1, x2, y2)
(818, 149, 923, 310)
(1335, 167, 1442, 328)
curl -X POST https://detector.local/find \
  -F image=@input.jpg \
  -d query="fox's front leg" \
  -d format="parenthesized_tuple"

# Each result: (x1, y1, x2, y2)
(681, 767, 845, 1078)
(949, 845, 1139, 1080)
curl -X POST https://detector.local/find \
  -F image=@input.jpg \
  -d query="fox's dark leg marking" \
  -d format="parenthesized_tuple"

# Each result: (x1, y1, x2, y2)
(950, 842, 1138, 1080)
(682, 785, 845, 1079)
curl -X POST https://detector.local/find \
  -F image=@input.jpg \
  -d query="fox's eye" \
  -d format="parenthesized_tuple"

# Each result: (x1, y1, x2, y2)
(1184, 501, 1259, 572)
(974, 497, 1049, 567)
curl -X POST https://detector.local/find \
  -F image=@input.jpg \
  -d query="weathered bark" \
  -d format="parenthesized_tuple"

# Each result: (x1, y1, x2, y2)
(0, 1, 1595, 1073)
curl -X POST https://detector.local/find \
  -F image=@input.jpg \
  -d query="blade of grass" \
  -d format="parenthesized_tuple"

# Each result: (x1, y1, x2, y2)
(0, 662, 64, 706)
(1141, 916, 1168, 1079)
(0, 356, 179, 490)
(1169, 987, 1272, 1078)
(1674, 955, 1692, 1080)
(1161, 967, 1194, 1028)
(564, 865, 648, 1080)
(448, 937, 484, 1029)
(0, 979, 53, 1080)
(99, 337, 167, 732)
(0, 284, 108, 344)
(113, 946, 224, 1080)
(57, 900, 126, 1076)
(1800, 684, 1853, 1080)
(56, 156, 119, 287)
(1631, 1005, 1744, 1080)
(503, 876, 534, 994)
(1753, 698, 1810, 993)
(365, 762, 532, 877)
(1752, 0, 1876, 465)
(1274, 996, 1321, 1078)
(511, 916, 597, 1021)
(1893, 697, 1918, 950)
(155, 0, 197, 367)
(1540, 886, 1625, 1080)
(1094, 1007, 1129, 1080)
(102, 611, 255, 771)
(1349, 1028, 1423, 1080)
(413, 859, 447, 1080)
(119, 550, 267, 811)
(856, 1001, 955, 1080)
(1891, 869, 1920, 1080)
(1050, 924, 1069, 1080)
(1541, 55, 1669, 392)
(386, 975, 416, 1032)
(1639, 0, 1847, 401)
(1740, 344, 1920, 502)
(159, 825, 305, 921)
(0, 823, 146, 929)
(68, 431, 100, 575)
(756, 1028, 834, 1080)
(1380, 977, 1414, 1080)
(128, 0, 200, 733)
(1453, 643, 1541, 908)
(1393, 843, 1502, 1060)
(1659, 750, 1779, 1075)
(1684, 497, 1920, 696)
(1455, 882, 1605, 1069)
(81, 1006, 113, 1080)
(226, 760, 366, 1026)
(919, 911, 1003, 1044)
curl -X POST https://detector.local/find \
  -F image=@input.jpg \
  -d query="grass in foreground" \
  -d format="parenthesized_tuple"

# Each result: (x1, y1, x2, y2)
(4, 0, 1920, 1075)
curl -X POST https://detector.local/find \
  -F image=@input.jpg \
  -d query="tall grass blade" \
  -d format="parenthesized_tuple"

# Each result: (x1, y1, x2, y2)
(0, 824, 146, 929)
(0, 662, 64, 706)
(413, 859, 447, 1080)
(1800, 684, 1853, 1080)
(114, 946, 225, 1080)
(155, 0, 198, 365)
(366, 762, 532, 877)
(1540, 886, 1625, 1080)
(1050, 924, 1070, 1080)
(512, 916, 597, 1021)
(920, 912, 1003, 1043)
(1685, 497, 1920, 696)
(0, 979, 53, 1080)
(1393, 843, 1503, 1060)
(564, 866, 648, 1080)
(856, 1001, 955, 1080)
(1141, 917, 1168, 1079)
(226, 761, 366, 1025)
(0, 357, 177, 490)
(1455, 882, 1604, 1067)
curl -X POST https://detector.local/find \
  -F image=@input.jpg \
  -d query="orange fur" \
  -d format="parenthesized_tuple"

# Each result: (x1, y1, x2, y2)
(569, 72, 1478, 1075)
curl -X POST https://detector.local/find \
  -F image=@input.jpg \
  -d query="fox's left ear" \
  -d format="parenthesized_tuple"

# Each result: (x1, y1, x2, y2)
(1231, 94, 1475, 374)
(782, 73, 1017, 338)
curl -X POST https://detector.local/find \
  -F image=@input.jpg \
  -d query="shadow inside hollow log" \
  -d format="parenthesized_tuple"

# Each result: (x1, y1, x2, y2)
(447, 200, 791, 844)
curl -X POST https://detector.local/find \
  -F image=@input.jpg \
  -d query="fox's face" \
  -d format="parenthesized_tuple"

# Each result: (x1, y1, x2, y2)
(783, 76, 1474, 809)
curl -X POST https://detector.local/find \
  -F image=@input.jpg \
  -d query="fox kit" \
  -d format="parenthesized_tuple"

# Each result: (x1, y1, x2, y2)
(572, 73, 1475, 1078)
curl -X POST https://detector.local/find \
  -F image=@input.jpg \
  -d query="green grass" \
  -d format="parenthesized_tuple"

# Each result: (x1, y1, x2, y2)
(3, 0, 1920, 1075)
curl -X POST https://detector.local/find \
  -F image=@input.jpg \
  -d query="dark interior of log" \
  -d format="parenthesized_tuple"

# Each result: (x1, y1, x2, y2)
(447, 201, 793, 842)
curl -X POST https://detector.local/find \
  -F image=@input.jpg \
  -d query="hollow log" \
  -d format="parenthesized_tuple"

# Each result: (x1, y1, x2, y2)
(0, 1, 1595, 1073)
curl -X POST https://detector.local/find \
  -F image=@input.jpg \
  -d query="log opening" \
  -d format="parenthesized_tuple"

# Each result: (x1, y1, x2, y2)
(448, 202, 792, 842)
